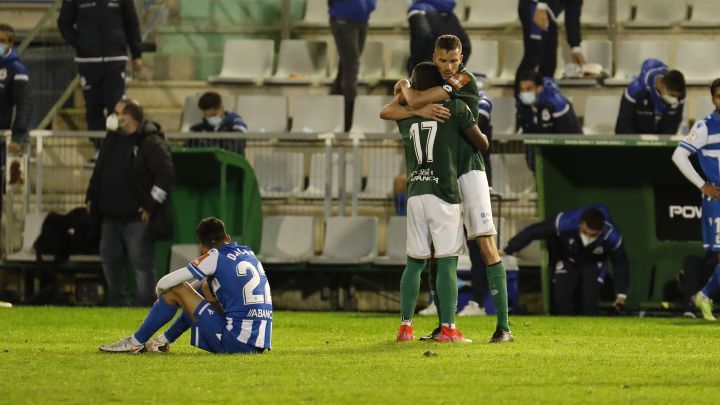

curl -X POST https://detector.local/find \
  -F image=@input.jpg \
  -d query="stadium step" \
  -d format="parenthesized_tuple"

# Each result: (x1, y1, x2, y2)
(55, 108, 183, 132)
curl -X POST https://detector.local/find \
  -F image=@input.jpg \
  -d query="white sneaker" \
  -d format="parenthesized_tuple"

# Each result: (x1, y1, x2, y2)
(99, 336, 145, 353)
(458, 300, 487, 316)
(144, 336, 171, 353)
(418, 302, 438, 316)
(0, 301, 12, 308)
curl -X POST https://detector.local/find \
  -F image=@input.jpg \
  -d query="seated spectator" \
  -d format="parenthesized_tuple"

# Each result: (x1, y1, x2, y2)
(615, 59, 686, 135)
(188, 92, 247, 155)
(516, 70, 582, 135)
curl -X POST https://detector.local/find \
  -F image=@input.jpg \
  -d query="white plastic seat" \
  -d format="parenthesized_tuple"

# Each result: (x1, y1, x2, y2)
(369, 0, 408, 27)
(604, 40, 670, 86)
(683, 0, 720, 27)
(168, 244, 200, 273)
(581, 0, 632, 26)
(252, 152, 305, 198)
(624, 0, 686, 28)
(562, 40, 612, 75)
(358, 41, 385, 83)
(359, 152, 404, 199)
(302, 152, 355, 198)
(385, 39, 410, 80)
(464, 40, 498, 78)
(267, 40, 328, 84)
(181, 92, 236, 132)
(374, 216, 407, 266)
(310, 216, 379, 264)
(259, 216, 315, 263)
(676, 41, 720, 85)
(583, 96, 621, 135)
(498, 217, 541, 267)
(296, 0, 328, 27)
(491, 96, 517, 135)
(290, 95, 344, 133)
(235, 95, 288, 133)
(465, 0, 518, 28)
(208, 39, 274, 83)
(491, 154, 536, 199)
(350, 95, 394, 134)
(490, 40, 523, 85)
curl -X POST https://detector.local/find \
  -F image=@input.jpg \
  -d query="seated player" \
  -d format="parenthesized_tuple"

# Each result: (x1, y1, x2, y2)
(188, 91, 248, 155)
(99, 217, 272, 354)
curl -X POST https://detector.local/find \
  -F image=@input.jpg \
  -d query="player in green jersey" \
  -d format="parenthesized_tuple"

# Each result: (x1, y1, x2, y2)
(381, 35, 513, 344)
(394, 62, 488, 343)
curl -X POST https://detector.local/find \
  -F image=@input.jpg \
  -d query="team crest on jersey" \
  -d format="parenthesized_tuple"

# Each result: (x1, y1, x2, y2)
(447, 73, 469, 91)
(685, 130, 697, 142)
(541, 109, 551, 121)
(593, 246, 604, 255)
(0, 68, 6, 80)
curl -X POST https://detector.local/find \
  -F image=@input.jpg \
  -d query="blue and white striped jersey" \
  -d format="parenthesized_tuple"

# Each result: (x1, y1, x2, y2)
(188, 242, 272, 350)
(679, 110, 720, 185)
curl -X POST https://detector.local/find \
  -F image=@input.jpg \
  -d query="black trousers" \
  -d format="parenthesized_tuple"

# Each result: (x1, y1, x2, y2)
(407, 12, 472, 77)
(330, 17, 367, 132)
(552, 258, 602, 315)
(77, 61, 126, 149)
(515, 0, 558, 93)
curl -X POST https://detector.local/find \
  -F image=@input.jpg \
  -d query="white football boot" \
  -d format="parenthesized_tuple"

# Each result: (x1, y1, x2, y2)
(99, 336, 146, 353)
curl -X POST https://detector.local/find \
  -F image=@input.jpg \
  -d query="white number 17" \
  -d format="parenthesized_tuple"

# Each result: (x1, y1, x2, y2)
(409, 121, 438, 164)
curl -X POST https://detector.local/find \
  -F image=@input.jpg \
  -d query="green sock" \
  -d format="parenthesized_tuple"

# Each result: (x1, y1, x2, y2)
(400, 256, 427, 322)
(487, 261, 510, 332)
(435, 256, 458, 325)
(427, 260, 443, 326)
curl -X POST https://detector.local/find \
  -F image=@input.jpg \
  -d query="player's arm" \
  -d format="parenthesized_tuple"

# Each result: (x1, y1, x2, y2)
(396, 79, 450, 109)
(502, 220, 557, 255)
(461, 125, 490, 152)
(672, 122, 720, 199)
(608, 239, 630, 307)
(379, 94, 451, 122)
(155, 267, 196, 296)
(157, 250, 220, 296)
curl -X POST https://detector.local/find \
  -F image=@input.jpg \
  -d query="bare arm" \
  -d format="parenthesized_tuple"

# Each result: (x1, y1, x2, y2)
(461, 125, 490, 152)
(380, 95, 451, 122)
(396, 80, 450, 109)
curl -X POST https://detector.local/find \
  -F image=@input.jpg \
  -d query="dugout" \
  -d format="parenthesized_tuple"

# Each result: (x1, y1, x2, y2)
(528, 135, 704, 313)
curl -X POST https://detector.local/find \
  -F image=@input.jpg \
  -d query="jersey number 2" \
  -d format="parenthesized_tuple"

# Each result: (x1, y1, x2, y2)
(236, 261, 272, 305)
(409, 121, 438, 164)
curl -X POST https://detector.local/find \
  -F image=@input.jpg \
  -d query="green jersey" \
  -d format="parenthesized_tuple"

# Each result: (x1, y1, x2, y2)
(397, 98, 476, 204)
(444, 68, 485, 175)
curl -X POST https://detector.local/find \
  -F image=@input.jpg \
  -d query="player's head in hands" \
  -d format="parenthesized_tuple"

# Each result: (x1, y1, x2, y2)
(433, 34, 462, 81)
(411, 62, 444, 92)
(196, 217, 231, 252)
(710, 78, 720, 113)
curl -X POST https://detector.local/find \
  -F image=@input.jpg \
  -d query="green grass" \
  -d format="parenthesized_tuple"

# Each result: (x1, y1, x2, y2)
(1, 308, 719, 404)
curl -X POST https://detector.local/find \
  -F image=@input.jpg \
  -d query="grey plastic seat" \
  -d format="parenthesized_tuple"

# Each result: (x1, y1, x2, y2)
(301, 152, 355, 198)
(235, 95, 288, 133)
(290, 95, 344, 133)
(208, 39, 274, 83)
(490, 41, 523, 85)
(358, 41, 385, 83)
(464, 39, 498, 78)
(583, 96, 621, 135)
(676, 41, 720, 85)
(385, 39, 410, 81)
(581, 0, 632, 26)
(561, 39, 612, 75)
(498, 217, 541, 267)
(259, 216, 315, 263)
(369, 0, 408, 27)
(624, 0, 686, 28)
(359, 152, 404, 199)
(168, 244, 200, 272)
(296, 0, 328, 27)
(491, 154, 536, 199)
(604, 40, 670, 86)
(267, 40, 328, 84)
(252, 152, 305, 198)
(375, 216, 407, 266)
(349, 95, 394, 134)
(491, 96, 516, 135)
(465, 0, 518, 28)
(310, 216, 379, 264)
(683, 0, 720, 27)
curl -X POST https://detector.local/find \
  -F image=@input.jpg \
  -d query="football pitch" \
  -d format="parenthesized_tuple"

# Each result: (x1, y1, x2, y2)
(2, 308, 719, 404)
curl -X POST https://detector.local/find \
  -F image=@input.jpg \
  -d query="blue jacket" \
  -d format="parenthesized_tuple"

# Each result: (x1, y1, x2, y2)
(329, 0, 377, 22)
(516, 77, 582, 134)
(188, 111, 247, 155)
(408, 0, 456, 14)
(0, 48, 32, 144)
(525, 0, 582, 48)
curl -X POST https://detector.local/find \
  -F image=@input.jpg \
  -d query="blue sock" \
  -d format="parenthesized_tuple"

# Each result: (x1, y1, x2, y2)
(701, 265, 720, 299)
(163, 311, 193, 343)
(133, 296, 179, 343)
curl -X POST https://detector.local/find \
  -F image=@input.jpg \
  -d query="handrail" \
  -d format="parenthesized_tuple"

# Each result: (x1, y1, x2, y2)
(16, 0, 62, 55)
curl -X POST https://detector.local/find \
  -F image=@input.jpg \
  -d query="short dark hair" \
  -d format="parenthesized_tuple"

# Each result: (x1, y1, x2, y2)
(411, 62, 444, 91)
(710, 79, 720, 97)
(195, 217, 228, 248)
(435, 34, 462, 53)
(0, 24, 15, 43)
(518, 70, 543, 86)
(663, 70, 686, 94)
(198, 92, 223, 111)
(580, 208, 606, 231)
(122, 102, 144, 123)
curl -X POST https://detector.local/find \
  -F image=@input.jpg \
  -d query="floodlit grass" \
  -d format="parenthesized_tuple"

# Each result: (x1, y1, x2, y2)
(1, 308, 719, 403)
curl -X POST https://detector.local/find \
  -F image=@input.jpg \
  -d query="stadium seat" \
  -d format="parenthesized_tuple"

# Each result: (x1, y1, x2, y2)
(259, 216, 315, 263)
(374, 216, 407, 266)
(235, 95, 288, 133)
(561, 40, 612, 76)
(6, 212, 47, 261)
(491, 41, 523, 85)
(180, 92, 236, 132)
(302, 152, 355, 198)
(369, 0, 408, 27)
(583, 96, 621, 135)
(296, 0, 328, 27)
(464, 39, 498, 78)
(497, 217, 541, 267)
(491, 96, 517, 135)
(310, 216, 379, 264)
(252, 152, 305, 198)
(358, 41, 385, 83)
(349, 95, 395, 134)
(581, 0, 632, 26)
(385, 39, 410, 81)
(693, 96, 714, 122)
(605, 40, 670, 86)
(683, 0, 720, 27)
(359, 152, 404, 199)
(267, 40, 328, 84)
(624, 0, 687, 28)
(168, 244, 200, 273)
(491, 154, 536, 199)
(208, 39, 274, 84)
(465, 0, 518, 28)
(676, 41, 720, 85)
(290, 95, 344, 133)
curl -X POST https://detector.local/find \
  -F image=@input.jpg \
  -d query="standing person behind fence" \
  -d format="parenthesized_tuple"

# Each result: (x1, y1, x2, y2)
(58, 0, 143, 163)
(86, 100, 175, 307)
(187, 92, 247, 155)
(329, 0, 376, 131)
(0, 23, 31, 155)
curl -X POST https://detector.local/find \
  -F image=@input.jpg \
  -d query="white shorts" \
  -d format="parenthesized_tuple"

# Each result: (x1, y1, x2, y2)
(406, 194, 465, 259)
(458, 170, 497, 238)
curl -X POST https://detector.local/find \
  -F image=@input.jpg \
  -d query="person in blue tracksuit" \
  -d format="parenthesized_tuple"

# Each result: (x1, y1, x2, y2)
(0, 24, 31, 153)
(188, 92, 248, 155)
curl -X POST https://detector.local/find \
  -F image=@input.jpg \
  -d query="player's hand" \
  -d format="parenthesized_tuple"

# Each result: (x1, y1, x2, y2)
(571, 51, 587, 66)
(701, 183, 720, 200)
(415, 103, 451, 122)
(612, 295, 626, 311)
(138, 207, 150, 223)
(86, 201, 92, 213)
(132, 58, 143, 71)
(533, 8, 549, 30)
(394, 79, 410, 96)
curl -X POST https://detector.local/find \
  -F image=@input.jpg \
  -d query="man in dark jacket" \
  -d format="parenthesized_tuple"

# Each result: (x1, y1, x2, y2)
(86, 100, 175, 306)
(516, 70, 582, 135)
(501, 204, 630, 315)
(0, 23, 31, 154)
(58, 0, 143, 155)
(188, 92, 247, 155)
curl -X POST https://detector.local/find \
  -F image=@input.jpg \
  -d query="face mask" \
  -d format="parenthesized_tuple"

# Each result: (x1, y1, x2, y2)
(0, 44, 6, 56)
(580, 233, 598, 247)
(105, 114, 119, 131)
(661, 94, 679, 109)
(519, 91, 536, 106)
(207, 115, 223, 127)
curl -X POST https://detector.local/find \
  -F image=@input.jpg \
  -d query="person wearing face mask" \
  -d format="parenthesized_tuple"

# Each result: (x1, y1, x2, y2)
(0, 23, 31, 155)
(187, 92, 247, 155)
(86, 99, 175, 306)
(615, 59, 686, 135)
(516, 70, 582, 136)
(500, 205, 629, 315)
